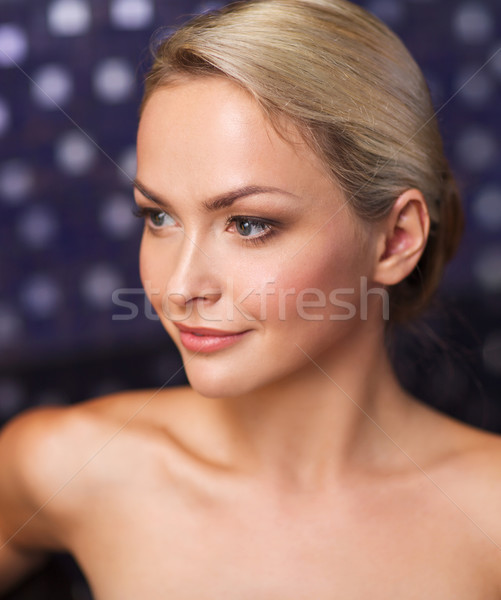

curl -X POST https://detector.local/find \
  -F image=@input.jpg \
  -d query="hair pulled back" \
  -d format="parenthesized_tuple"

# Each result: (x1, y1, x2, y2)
(142, 0, 463, 322)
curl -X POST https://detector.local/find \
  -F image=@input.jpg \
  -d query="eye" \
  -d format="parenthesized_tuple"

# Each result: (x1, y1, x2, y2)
(149, 210, 174, 228)
(231, 217, 271, 238)
(133, 206, 176, 229)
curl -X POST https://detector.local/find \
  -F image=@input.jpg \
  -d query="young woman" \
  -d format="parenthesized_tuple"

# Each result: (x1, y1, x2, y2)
(1, 0, 501, 597)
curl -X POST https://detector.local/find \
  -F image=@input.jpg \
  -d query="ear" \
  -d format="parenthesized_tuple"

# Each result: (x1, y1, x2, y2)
(373, 189, 430, 286)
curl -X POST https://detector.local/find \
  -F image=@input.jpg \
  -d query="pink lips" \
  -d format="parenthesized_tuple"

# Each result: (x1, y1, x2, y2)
(174, 324, 250, 353)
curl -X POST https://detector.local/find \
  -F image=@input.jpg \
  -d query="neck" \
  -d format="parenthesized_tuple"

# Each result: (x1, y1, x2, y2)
(205, 321, 414, 490)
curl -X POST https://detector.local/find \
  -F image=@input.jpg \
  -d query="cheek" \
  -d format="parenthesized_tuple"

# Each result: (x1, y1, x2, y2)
(238, 235, 365, 323)
(139, 241, 168, 309)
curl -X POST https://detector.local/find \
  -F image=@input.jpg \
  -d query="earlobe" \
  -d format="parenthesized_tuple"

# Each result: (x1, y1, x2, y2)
(373, 189, 430, 286)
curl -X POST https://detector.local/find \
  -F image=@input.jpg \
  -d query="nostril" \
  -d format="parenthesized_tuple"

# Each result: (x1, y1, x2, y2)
(201, 290, 222, 302)
(167, 292, 190, 307)
(166, 289, 221, 308)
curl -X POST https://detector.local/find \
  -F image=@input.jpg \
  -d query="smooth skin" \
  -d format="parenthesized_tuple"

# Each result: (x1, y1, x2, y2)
(1, 77, 501, 598)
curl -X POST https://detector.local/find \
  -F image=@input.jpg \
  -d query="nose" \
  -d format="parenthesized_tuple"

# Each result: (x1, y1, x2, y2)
(165, 236, 222, 317)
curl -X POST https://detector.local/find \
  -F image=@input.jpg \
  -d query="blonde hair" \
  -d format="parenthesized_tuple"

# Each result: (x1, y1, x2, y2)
(142, 0, 463, 322)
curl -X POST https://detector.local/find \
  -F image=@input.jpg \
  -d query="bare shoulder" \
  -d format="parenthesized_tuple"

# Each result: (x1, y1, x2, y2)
(3, 385, 197, 473)
(411, 399, 501, 477)
(0, 386, 193, 548)
(444, 417, 501, 570)
(0, 404, 80, 553)
(451, 416, 501, 497)
(427, 404, 501, 472)
(410, 399, 501, 531)
(0, 404, 79, 511)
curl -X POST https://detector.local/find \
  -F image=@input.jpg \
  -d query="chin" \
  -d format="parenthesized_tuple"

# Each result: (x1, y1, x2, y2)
(180, 347, 313, 400)
(183, 363, 259, 399)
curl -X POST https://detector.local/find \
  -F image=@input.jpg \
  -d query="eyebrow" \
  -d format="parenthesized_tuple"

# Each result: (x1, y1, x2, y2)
(133, 178, 298, 212)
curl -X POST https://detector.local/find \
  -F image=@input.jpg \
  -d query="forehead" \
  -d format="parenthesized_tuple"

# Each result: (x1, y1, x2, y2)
(136, 77, 339, 206)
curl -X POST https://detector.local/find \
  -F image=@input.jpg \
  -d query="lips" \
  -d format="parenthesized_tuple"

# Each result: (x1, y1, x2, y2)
(174, 323, 250, 353)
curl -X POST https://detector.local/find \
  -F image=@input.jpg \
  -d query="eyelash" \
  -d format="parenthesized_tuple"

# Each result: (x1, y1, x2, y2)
(133, 207, 277, 246)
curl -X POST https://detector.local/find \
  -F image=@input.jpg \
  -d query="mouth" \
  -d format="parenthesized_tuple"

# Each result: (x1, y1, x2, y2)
(174, 323, 251, 353)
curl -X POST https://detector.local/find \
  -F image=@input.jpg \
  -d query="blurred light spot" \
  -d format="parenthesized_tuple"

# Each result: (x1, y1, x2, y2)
(31, 64, 73, 109)
(0, 24, 28, 67)
(483, 331, 501, 375)
(0, 305, 23, 346)
(472, 186, 501, 231)
(17, 206, 58, 248)
(453, 3, 494, 44)
(20, 275, 62, 318)
(473, 245, 501, 291)
(0, 97, 11, 136)
(99, 193, 139, 238)
(0, 160, 34, 205)
(110, 0, 154, 29)
(117, 145, 136, 182)
(455, 127, 497, 171)
(456, 64, 494, 107)
(368, 0, 405, 26)
(93, 58, 135, 103)
(0, 379, 25, 419)
(81, 264, 124, 309)
(47, 0, 91, 36)
(55, 130, 97, 175)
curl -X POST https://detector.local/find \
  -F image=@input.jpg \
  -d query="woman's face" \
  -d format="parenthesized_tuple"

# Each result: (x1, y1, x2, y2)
(136, 77, 380, 398)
